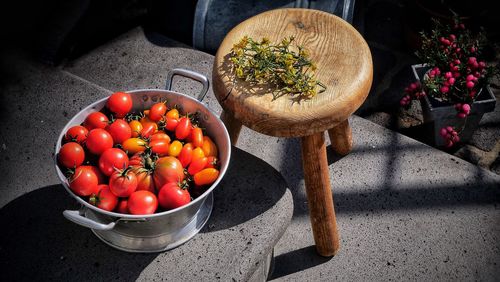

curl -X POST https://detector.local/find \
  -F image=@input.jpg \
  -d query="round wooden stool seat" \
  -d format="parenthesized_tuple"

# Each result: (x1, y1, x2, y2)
(212, 8, 373, 257)
(213, 8, 372, 137)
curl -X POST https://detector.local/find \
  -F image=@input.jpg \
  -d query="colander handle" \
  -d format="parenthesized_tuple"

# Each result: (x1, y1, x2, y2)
(166, 68, 210, 101)
(63, 209, 116, 231)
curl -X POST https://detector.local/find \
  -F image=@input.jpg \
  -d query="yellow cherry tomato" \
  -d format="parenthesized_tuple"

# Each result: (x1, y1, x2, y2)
(168, 140, 183, 157)
(191, 147, 205, 162)
(201, 136, 218, 157)
(122, 138, 147, 154)
(129, 120, 143, 138)
(166, 108, 179, 120)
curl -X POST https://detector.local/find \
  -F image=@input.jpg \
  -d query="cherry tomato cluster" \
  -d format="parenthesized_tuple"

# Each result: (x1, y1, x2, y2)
(58, 92, 220, 215)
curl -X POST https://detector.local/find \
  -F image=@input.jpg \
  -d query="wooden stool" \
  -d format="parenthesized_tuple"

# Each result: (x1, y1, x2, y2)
(212, 8, 372, 256)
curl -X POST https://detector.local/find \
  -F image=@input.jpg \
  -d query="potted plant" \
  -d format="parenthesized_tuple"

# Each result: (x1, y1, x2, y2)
(400, 18, 497, 148)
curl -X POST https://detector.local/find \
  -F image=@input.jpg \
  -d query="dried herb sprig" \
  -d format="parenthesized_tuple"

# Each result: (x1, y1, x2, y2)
(229, 36, 326, 100)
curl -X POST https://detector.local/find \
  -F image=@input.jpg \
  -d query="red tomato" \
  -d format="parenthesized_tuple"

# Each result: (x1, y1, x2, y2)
(116, 199, 129, 214)
(190, 127, 204, 148)
(64, 125, 88, 144)
(129, 120, 143, 138)
(166, 108, 179, 120)
(86, 129, 113, 155)
(106, 92, 133, 118)
(141, 122, 157, 138)
(150, 132, 171, 143)
(178, 143, 193, 167)
(149, 102, 167, 122)
(109, 168, 138, 197)
(187, 157, 208, 175)
(128, 191, 158, 215)
(150, 139, 170, 156)
(69, 166, 99, 196)
(206, 156, 219, 169)
(165, 117, 179, 131)
(98, 148, 129, 176)
(153, 156, 185, 188)
(175, 117, 192, 140)
(122, 138, 147, 154)
(158, 182, 191, 210)
(194, 168, 220, 186)
(89, 185, 118, 211)
(58, 142, 85, 168)
(106, 119, 132, 144)
(201, 136, 218, 157)
(82, 165, 106, 184)
(84, 112, 109, 130)
(168, 140, 182, 157)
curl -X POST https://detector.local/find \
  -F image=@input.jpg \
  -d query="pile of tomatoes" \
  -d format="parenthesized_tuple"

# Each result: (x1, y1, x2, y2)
(57, 92, 220, 215)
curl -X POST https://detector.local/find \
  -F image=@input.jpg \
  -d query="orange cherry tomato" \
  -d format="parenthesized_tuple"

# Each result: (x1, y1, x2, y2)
(166, 108, 179, 120)
(191, 147, 205, 162)
(122, 138, 147, 154)
(191, 127, 204, 148)
(188, 157, 207, 175)
(178, 143, 194, 167)
(201, 136, 218, 157)
(168, 140, 183, 157)
(129, 120, 143, 138)
(194, 168, 219, 186)
(206, 156, 219, 169)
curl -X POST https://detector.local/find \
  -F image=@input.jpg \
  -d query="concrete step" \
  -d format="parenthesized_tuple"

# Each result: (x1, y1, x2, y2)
(61, 27, 500, 281)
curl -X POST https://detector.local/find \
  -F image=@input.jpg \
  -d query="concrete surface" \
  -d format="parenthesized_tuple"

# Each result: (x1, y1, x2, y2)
(0, 51, 293, 281)
(59, 27, 500, 281)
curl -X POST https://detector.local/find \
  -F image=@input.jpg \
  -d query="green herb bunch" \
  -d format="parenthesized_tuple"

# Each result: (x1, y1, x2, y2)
(229, 36, 326, 100)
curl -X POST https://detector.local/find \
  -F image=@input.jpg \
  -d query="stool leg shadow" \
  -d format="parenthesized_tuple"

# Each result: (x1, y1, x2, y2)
(268, 246, 332, 280)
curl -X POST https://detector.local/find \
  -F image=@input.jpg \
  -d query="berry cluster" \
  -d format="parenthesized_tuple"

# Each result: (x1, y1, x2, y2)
(400, 82, 425, 107)
(440, 126, 460, 148)
(454, 103, 471, 119)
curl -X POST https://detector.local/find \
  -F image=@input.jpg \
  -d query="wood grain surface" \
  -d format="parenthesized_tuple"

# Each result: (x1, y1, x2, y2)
(213, 8, 372, 137)
(301, 132, 340, 256)
(328, 119, 353, 156)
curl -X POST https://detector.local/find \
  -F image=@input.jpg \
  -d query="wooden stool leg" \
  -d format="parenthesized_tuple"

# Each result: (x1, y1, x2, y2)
(220, 110, 242, 146)
(301, 132, 340, 257)
(328, 119, 353, 156)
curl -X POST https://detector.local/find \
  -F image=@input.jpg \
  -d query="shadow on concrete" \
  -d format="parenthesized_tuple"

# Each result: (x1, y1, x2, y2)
(268, 245, 331, 280)
(0, 185, 158, 281)
(202, 147, 289, 232)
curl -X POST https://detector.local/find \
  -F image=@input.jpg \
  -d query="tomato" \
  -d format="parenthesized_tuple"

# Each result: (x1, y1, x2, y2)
(141, 122, 157, 138)
(129, 120, 143, 138)
(140, 115, 156, 128)
(106, 119, 132, 144)
(89, 185, 118, 211)
(129, 153, 156, 192)
(86, 129, 113, 155)
(175, 117, 192, 140)
(168, 140, 183, 157)
(149, 102, 167, 122)
(187, 157, 208, 175)
(128, 191, 158, 215)
(165, 117, 179, 131)
(178, 143, 193, 167)
(190, 127, 204, 148)
(166, 108, 179, 120)
(201, 136, 218, 157)
(150, 132, 171, 143)
(153, 156, 185, 188)
(64, 125, 88, 144)
(98, 148, 129, 176)
(58, 142, 85, 168)
(150, 139, 170, 156)
(84, 112, 109, 130)
(109, 167, 138, 197)
(69, 166, 99, 196)
(194, 168, 220, 186)
(158, 182, 191, 210)
(122, 138, 147, 154)
(191, 147, 205, 162)
(106, 92, 133, 118)
(82, 165, 106, 184)
(116, 199, 129, 214)
(206, 156, 219, 169)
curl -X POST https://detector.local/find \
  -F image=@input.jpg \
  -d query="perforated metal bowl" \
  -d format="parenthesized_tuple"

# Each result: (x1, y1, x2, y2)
(54, 69, 231, 252)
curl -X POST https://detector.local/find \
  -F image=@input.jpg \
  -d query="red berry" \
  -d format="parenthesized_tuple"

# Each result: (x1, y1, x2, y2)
(457, 113, 466, 119)
(448, 77, 455, 85)
(468, 57, 477, 64)
(478, 61, 486, 69)
(466, 81, 475, 89)
(462, 104, 471, 113)
(466, 74, 474, 81)
(445, 72, 453, 79)
(440, 86, 449, 94)
(440, 128, 448, 137)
